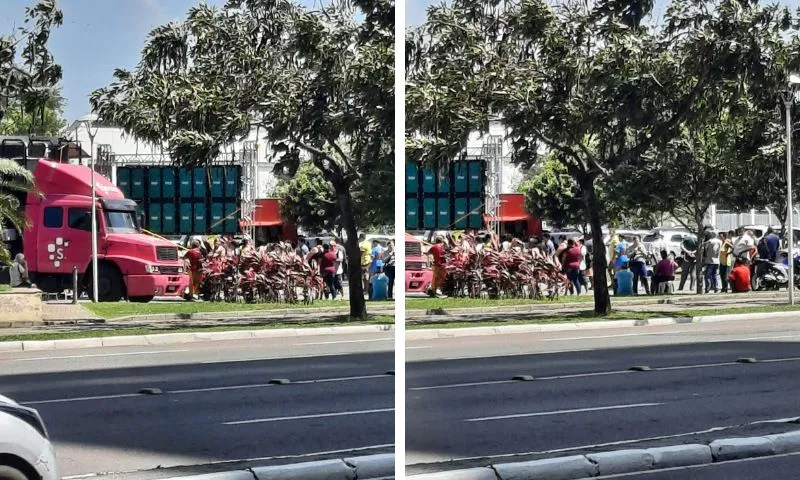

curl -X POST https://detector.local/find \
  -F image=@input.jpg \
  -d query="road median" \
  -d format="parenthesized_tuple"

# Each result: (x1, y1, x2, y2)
(147, 454, 394, 480)
(407, 431, 800, 479)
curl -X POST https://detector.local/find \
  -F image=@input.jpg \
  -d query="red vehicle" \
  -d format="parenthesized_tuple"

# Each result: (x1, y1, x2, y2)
(17, 160, 188, 302)
(405, 233, 432, 294)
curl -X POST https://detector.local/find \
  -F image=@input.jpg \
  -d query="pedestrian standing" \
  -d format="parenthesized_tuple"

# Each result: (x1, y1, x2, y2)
(608, 228, 620, 279)
(720, 232, 733, 293)
(330, 239, 345, 298)
(652, 250, 678, 294)
(427, 236, 447, 297)
(703, 232, 722, 293)
(564, 239, 584, 295)
(320, 244, 337, 299)
(185, 239, 203, 301)
(627, 236, 650, 295)
(678, 234, 698, 291)
(383, 240, 396, 299)
(543, 234, 556, 257)
(359, 233, 372, 297)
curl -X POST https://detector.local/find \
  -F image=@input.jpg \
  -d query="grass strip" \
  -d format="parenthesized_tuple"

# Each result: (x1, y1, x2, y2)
(0, 315, 394, 342)
(83, 299, 398, 320)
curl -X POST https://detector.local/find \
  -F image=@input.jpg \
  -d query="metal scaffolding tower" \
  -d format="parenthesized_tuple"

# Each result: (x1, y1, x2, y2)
(483, 135, 503, 237)
(240, 141, 258, 240)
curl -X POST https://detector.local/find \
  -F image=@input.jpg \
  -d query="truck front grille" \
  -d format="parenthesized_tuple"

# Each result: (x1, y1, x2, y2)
(156, 246, 179, 261)
(406, 261, 428, 271)
(406, 242, 422, 257)
(159, 266, 181, 274)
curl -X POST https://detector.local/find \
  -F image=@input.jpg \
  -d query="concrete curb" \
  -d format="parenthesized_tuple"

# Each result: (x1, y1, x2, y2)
(150, 455, 394, 480)
(407, 431, 800, 479)
(0, 324, 394, 352)
(406, 311, 800, 340)
(111, 305, 395, 323)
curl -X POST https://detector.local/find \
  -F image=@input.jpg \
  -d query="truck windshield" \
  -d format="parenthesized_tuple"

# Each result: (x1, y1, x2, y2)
(104, 210, 140, 233)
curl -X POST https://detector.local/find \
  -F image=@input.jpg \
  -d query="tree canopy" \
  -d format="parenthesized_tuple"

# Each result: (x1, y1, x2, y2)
(91, 0, 394, 317)
(408, 0, 799, 314)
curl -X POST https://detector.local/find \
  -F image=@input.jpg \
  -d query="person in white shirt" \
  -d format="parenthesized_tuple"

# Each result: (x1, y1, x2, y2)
(330, 239, 345, 298)
(733, 229, 756, 261)
(703, 232, 723, 293)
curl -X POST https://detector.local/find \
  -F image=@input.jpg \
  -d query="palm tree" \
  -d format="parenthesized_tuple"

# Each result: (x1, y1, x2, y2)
(0, 159, 34, 265)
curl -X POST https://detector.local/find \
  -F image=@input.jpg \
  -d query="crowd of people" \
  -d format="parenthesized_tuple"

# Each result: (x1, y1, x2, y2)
(424, 226, 785, 298)
(182, 234, 395, 302)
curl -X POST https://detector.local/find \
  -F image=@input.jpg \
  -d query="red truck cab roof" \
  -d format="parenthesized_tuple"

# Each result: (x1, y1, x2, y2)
(34, 159, 125, 199)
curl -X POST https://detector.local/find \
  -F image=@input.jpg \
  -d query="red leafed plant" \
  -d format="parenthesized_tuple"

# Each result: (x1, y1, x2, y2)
(194, 244, 324, 304)
(440, 235, 568, 299)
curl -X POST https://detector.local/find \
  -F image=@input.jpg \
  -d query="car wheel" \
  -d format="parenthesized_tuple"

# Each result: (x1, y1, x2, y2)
(0, 466, 31, 480)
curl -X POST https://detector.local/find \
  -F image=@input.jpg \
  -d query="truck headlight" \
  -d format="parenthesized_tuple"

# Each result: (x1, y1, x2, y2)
(144, 264, 160, 273)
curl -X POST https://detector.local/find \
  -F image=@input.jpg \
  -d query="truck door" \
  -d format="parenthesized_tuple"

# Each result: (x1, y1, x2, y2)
(37, 206, 68, 274)
(62, 207, 95, 274)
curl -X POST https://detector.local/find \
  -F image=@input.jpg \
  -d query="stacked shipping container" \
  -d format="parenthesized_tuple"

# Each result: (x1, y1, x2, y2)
(116, 166, 241, 235)
(405, 160, 486, 230)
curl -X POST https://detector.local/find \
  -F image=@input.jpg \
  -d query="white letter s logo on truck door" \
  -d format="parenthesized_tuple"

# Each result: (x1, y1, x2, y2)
(46, 237, 71, 269)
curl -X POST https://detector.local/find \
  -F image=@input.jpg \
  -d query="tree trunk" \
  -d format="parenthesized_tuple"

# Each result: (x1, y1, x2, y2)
(579, 174, 611, 315)
(335, 185, 367, 318)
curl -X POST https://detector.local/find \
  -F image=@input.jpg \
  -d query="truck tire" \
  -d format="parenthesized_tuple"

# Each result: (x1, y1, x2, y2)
(88, 263, 124, 302)
(129, 296, 154, 303)
(0, 465, 30, 480)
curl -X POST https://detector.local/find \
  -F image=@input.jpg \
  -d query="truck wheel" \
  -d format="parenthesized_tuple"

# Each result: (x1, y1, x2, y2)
(88, 264, 124, 302)
(0, 466, 30, 480)
(129, 296, 154, 303)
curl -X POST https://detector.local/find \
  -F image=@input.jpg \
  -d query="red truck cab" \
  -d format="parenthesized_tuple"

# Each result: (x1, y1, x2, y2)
(23, 160, 188, 302)
(405, 233, 433, 294)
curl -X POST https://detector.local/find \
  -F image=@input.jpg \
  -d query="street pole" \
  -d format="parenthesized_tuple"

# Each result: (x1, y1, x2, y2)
(786, 95, 794, 306)
(90, 133, 98, 303)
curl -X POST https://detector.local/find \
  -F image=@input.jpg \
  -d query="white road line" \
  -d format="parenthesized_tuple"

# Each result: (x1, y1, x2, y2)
(11, 350, 190, 362)
(465, 403, 663, 422)
(294, 374, 391, 384)
(223, 407, 395, 425)
(61, 443, 395, 479)
(409, 380, 515, 391)
(25, 393, 142, 405)
(201, 352, 358, 364)
(295, 338, 393, 346)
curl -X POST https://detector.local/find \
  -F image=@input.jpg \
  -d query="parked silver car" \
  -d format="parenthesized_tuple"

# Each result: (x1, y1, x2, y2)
(0, 394, 58, 480)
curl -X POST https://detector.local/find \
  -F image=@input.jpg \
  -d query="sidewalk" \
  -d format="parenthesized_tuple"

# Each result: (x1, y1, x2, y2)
(0, 301, 395, 339)
(406, 292, 790, 323)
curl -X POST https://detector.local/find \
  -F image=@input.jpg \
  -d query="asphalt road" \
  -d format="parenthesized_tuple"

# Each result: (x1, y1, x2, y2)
(406, 317, 800, 473)
(0, 332, 394, 479)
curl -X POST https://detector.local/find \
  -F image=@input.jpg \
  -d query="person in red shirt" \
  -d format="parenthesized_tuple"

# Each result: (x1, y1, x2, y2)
(729, 259, 751, 293)
(563, 238, 584, 295)
(184, 239, 204, 301)
(427, 236, 447, 297)
(652, 250, 678, 295)
(320, 244, 338, 299)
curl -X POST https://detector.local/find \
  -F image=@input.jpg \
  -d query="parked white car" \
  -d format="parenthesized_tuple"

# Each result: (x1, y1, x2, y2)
(643, 228, 694, 261)
(0, 394, 58, 480)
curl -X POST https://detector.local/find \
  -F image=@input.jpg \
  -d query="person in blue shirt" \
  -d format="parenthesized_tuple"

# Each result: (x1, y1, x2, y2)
(615, 237, 630, 270)
(765, 227, 780, 262)
(369, 240, 383, 275)
(370, 263, 389, 300)
(614, 262, 634, 296)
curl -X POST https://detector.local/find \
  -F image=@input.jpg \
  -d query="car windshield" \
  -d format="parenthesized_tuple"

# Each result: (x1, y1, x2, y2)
(643, 233, 661, 242)
(104, 210, 139, 233)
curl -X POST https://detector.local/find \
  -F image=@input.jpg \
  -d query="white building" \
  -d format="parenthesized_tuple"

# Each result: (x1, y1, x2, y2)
(462, 119, 525, 195)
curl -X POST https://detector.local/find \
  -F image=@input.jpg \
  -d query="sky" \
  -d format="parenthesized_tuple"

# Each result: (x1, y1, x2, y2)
(1, 0, 301, 123)
(4, 0, 800, 123)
